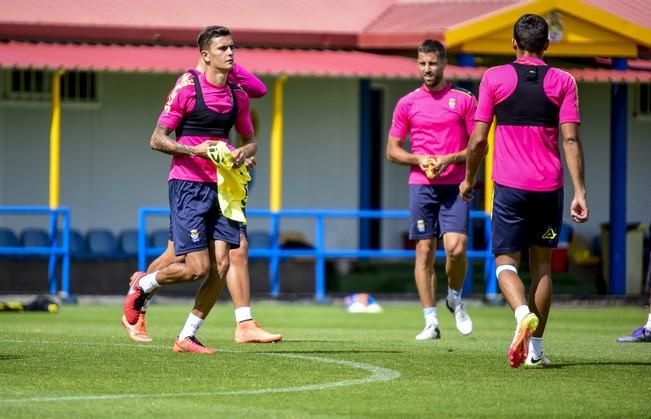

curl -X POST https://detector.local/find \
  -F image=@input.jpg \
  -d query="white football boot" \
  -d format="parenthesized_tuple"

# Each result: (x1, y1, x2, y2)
(415, 322, 441, 340)
(446, 300, 473, 336)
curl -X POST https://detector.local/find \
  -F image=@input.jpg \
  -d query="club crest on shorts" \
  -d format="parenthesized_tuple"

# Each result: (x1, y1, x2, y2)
(448, 97, 456, 109)
(417, 220, 426, 233)
(189, 229, 200, 243)
(542, 227, 557, 240)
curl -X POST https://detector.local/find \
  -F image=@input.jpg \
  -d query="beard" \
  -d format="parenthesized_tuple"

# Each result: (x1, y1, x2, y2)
(424, 73, 442, 87)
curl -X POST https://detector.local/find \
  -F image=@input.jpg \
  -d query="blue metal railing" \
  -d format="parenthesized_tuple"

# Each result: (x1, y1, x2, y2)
(138, 208, 497, 302)
(0, 206, 71, 296)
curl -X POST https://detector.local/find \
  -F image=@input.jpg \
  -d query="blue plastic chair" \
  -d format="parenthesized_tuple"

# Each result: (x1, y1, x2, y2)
(20, 228, 50, 247)
(149, 228, 170, 251)
(0, 227, 19, 248)
(119, 229, 139, 258)
(86, 229, 119, 259)
(558, 222, 574, 245)
(59, 229, 92, 260)
(18, 228, 50, 259)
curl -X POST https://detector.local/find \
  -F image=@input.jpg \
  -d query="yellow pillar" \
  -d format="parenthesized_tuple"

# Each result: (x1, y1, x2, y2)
(49, 69, 65, 209)
(483, 119, 496, 214)
(269, 76, 287, 212)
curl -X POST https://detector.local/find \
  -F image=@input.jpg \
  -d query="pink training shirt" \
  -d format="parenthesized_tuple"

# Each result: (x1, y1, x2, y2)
(228, 62, 267, 98)
(158, 71, 254, 183)
(390, 83, 476, 185)
(475, 56, 580, 191)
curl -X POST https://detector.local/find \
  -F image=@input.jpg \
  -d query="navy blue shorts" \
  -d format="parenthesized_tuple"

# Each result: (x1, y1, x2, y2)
(168, 179, 241, 255)
(167, 217, 247, 242)
(408, 184, 469, 240)
(491, 183, 563, 254)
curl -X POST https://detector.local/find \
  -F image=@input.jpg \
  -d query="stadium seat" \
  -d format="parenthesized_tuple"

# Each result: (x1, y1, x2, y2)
(118, 229, 139, 258)
(247, 231, 272, 249)
(86, 229, 119, 259)
(558, 222, 574, 245)
(20, 228, 51, 248)
(0, 227, 19, 259)
(18, 228, 51, 259)
(59, 229, 92, 260)
(149, 228, 170, 250)
(0, 227, 19, 248)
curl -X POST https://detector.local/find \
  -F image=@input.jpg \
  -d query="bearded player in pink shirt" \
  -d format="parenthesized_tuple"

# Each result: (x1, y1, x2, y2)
(460, 14, 589, 368)
(387, 40, 476, 341)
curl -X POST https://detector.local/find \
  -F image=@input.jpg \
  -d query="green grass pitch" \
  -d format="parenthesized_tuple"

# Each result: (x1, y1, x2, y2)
(1, 302, 649, 418)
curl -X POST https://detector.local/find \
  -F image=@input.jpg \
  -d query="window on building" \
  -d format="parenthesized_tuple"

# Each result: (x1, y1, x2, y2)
(635, 82, 651, 118)
(2, 69, 98, 103)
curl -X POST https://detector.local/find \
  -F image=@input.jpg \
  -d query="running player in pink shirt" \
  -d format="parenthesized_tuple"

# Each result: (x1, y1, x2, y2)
(121, 56, 281, 345)
(122, 26, 260, 354)
(387, 40, 476, 340)
(460, 14, 589, 368)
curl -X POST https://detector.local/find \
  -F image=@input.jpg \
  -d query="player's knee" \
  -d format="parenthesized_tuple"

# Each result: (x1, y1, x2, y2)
(446, 244, 466, 261)
(415, 240, 434, 256)
(230, 248, 247, 267)
(185, 265, 210, 282)
(496, 264, 517, 280)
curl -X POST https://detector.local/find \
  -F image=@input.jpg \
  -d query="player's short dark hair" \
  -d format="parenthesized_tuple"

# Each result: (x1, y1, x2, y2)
(418, 39, 446, 60)
(513, 14, 548, 53)
(197, 26, 231, 51)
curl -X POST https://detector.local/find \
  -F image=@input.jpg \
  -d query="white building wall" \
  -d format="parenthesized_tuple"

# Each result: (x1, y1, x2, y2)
(376, 79, 419, 250)
(0, 71, 648, 250)
(626, 90, 651, 229)
(270, 77, 360, 249)
(565, 83, 651, 243)
(0, 72, 360, 249)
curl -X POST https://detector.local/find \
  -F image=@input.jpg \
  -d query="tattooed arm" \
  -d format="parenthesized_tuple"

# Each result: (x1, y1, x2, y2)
(149, 125, 197, 156)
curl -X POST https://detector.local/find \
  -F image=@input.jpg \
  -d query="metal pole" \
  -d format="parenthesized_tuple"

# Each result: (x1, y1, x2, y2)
(609, 58, 628, 294)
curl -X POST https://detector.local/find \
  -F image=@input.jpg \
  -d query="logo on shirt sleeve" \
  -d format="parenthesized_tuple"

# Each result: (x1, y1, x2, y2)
(164, 73, 194, 113)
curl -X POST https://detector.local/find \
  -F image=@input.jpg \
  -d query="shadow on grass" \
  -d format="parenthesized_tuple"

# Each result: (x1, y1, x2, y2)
(250, 350, 404, 354)
(0, 354, 23, 361)
(542, 361, 651, 368)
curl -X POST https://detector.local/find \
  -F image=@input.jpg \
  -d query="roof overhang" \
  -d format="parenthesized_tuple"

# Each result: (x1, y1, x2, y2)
(0, 23, 360, 50)
(0, 41, 423, 79)
(445, 0, 651, 58)
(1, 42, 650, 83)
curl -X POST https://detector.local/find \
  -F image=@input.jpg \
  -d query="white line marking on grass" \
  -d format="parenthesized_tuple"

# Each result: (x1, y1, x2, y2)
(0, 339, 400, 403)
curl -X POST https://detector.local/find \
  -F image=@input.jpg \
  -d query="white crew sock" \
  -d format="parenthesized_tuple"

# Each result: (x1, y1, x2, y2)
(423, 307, 438, 327)
(529, 337, 543, 358)
(139, 272, 160, 293)
(645, 313, 651, 330)
(179, 313, 204, 340)
(514, 305, 531, 325)
(235, 307, 253, 323)
(447, 287, 461, 309)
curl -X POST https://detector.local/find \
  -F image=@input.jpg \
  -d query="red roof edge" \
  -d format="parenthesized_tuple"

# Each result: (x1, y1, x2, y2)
(0, 23, 359, 49)
(358, 32, 444, 49)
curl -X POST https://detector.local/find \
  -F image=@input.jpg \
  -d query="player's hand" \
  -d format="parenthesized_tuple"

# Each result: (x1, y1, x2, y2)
(244, 156, 257, 169)
(418, 156, 436, 179)
(231, 148, 248, 168)
(429, 155, 450, 178)
(570, 194, 589, 223)
(459, 179, 475, 202)
(191, 140, 220, 158)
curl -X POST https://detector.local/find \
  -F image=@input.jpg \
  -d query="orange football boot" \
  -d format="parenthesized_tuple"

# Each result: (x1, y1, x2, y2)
(172, 336, 217, 354)
(235, 320, 283, 343)
(508, 313, 539, 368)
